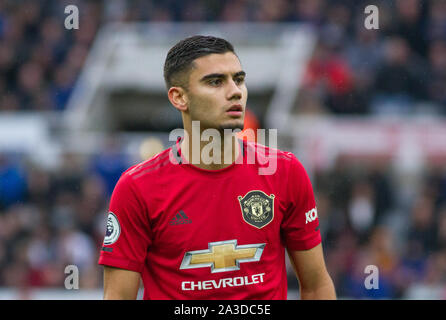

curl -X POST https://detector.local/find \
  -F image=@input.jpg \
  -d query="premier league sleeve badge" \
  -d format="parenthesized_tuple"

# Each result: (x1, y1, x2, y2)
(103, 212, 121, 245)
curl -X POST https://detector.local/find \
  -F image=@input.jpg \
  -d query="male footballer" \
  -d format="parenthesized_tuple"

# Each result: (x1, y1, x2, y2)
(98, 35, 336, 300)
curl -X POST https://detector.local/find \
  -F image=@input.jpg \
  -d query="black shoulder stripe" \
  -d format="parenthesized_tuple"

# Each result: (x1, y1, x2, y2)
(171, 137, 183, 164)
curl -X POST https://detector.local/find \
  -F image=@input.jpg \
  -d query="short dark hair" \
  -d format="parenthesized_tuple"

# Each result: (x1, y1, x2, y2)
(163, 35, 235, 89)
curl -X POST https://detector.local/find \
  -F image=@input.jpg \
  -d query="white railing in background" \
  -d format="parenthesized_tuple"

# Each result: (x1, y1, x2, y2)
(63, 22, 316, 135)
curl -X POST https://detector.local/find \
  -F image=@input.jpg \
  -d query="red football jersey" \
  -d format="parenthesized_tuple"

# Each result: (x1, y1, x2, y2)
(98, 138, 321, 300)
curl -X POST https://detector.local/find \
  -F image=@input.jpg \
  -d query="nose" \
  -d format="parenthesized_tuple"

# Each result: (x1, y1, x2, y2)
(226, 79, 243, 101)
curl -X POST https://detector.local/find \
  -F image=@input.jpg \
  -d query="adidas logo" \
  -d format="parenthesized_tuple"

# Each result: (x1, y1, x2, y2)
(169, 210, 192, 225)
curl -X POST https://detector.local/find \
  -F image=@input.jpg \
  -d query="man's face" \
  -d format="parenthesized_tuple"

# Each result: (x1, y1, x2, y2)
(184, 52, 248, 131)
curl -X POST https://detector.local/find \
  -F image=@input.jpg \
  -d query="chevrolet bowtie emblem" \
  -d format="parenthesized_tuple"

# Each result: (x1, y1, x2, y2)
(180, 240, 266, 273)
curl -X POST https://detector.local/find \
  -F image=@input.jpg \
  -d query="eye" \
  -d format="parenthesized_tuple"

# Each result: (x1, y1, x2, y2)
(234, 77, 245, 85)
(208, 78, 223, 86)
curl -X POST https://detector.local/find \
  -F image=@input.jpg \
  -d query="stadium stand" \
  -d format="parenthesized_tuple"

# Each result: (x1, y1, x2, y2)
(1, 0, 446, 299)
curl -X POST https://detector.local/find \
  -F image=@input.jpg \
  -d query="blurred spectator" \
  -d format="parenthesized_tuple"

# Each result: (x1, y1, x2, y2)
(341, 227, 398, 299)
(24, 165, 53, 210)
(434, 206, 446, 251)
(344, 27, 382, 113)
(16, 62, 47, 110)
(425, 0, 446, 42)
(56, 226, 96, 271)
(293, 89, 327, 115)
(219, 0, 251, 22)
(371, 36, 426, 114)
(390, 0, 428, 57)
(293, 0, 325, 25)
(53, 152, 85, 196)
(90, 137, 129, 196)
(368, 226, 399, 278)
(50, 65, 77, 111)
(76, 175, 107, 235)
(0, 154, 27, 210)
(368, 162, 395, 226)
(253, 0, 290, 22)
(0, 92, 20, 111)
(315, 191, 345, 250)
(421, 250, 446, 287)
(426, 40, 446, 111)
(303, 41, 362, 114)
(407, 195, 437, 254)
(348, 179, 375, 241)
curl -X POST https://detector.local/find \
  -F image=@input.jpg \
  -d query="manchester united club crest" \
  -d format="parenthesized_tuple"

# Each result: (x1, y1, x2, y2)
(238, 190, 275, 229)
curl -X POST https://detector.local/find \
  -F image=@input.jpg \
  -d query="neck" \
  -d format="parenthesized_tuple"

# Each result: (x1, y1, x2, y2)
(180, 129, 240, 170)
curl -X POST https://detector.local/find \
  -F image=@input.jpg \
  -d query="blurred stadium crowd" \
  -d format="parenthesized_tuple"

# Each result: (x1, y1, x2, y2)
(1, 0, 446, 298)
(1, 0, 446, 115)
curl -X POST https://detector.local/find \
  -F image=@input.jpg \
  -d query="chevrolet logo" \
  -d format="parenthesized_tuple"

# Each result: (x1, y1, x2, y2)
(180, 240, 265, 273)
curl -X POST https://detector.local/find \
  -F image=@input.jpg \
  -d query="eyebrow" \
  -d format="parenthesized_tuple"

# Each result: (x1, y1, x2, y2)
(200, 71, 246, 82)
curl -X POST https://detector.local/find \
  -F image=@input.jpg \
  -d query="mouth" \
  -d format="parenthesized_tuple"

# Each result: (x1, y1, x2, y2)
(226, 104, 243, 117)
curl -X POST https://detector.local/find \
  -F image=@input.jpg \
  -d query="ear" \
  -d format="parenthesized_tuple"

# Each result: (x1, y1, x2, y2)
(168, 86, 188, 112)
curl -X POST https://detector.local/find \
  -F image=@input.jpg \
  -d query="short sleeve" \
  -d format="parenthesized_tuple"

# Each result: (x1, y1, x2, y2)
(281, 154, 321, 251)
(98, 172, 152, 273)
